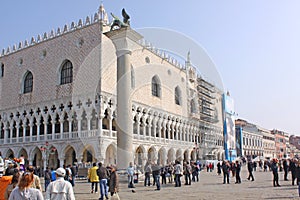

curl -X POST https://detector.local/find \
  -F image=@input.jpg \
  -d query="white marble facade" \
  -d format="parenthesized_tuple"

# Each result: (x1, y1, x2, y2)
(0, 5, 224, 170)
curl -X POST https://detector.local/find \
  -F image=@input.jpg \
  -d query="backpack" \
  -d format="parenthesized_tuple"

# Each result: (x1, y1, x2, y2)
(45, 171, 51, 180)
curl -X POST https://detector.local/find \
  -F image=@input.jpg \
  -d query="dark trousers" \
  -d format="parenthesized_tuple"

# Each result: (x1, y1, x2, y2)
(223, 172, 229, 184)
(247, 171, 254, 181)
(284, 169, 288, 180)
(185, 173, 191, 185)
(192, 171, 199, 182)
(154, 175, 161, 190)
(235, 172, 241, 183)
(152, 173, 156, 185)
(144, 172, 150, 186)
(161, 174, 166, 184)
(175, 174, 181, 187)
(292, 172, 296, 185)
(91, 182, 98, 192)
(273, 172, 280, 186)
(45, 179, 50, 191)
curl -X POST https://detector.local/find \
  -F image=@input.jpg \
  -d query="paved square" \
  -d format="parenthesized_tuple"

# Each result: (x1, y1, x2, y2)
(70, 167, 299, 200)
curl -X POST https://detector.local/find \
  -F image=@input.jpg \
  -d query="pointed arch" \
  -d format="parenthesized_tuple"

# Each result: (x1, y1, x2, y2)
(175, 86, 182, 105)
(22, 71, 33, 94)
(6, 149, 14, 159)
(59, 60, 73, 85)
(135, 145, 146, 168)
(151, 75, 161, 97)
(105, 143, 117, 165)
(64, 145, 76, 166)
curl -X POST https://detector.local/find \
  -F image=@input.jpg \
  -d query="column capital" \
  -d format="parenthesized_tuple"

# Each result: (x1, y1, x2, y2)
(104, 27, 143, 57)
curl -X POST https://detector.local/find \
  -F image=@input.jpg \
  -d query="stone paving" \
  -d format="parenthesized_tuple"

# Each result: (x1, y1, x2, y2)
(46, 167, 300, 200)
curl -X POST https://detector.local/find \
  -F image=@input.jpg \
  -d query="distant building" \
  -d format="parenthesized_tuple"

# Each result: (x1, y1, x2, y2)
(235, 119, 263, 159)
(271, 129, 288, 159)
(258, 127, 275, 159)
(289, 135, 300, 158)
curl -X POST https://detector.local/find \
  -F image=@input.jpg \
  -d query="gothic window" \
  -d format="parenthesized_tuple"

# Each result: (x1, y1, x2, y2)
(175, 86, 182, 105)
(23, 71, 33, 94)
(151, 75, 161, 97)
(60, 60, 73, 85)
(0, 63, 4, 78)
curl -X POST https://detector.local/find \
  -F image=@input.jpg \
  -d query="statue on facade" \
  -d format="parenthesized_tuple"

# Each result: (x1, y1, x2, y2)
(110, 8, 130, 31)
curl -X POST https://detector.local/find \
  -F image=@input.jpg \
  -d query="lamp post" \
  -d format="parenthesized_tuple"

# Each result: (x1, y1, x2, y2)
(229, 148, 232, 162)
(40, 141, 56, 171)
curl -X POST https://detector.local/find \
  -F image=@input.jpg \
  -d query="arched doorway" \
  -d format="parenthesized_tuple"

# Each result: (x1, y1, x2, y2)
(176, 149, 183, 162)
(148, 147, 156, 163)
(65, 146, 76, 166)
(6, 149, 14, 159)
(105, 144, 116, 165)
(158, 148, 166, 166)
(184, 150, 189, 162)
(167, 148, 175, 164)
(32, 147, 42, 168)
(191, 149, 197, 161)
(18, 148, 29, 166)
(82, 146, 95, 164)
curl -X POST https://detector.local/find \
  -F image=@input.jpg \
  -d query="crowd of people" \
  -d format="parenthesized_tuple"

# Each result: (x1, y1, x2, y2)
(0, 152, 76, 200)
(3, 151, 300, 199)
(215, 157, 300, 197)
(127, 160, 202, 191)
(87, 162, 119, 200)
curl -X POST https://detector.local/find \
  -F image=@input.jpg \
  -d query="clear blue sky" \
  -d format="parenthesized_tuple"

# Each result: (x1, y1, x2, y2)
(1, 1, 300, 135)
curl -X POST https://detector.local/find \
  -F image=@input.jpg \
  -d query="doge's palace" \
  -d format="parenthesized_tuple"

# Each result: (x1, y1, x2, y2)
(0, 4, 225, 171)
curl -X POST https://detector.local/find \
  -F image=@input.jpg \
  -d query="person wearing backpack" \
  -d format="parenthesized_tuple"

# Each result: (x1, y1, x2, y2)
(44, 167, 52, 191)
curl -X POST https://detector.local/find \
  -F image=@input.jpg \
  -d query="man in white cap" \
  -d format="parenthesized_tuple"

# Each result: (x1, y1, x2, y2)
(45, 167, 75, 200)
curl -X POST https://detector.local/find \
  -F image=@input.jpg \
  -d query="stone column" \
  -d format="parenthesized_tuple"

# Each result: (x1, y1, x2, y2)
(67, 115, 72, 139)
(22, 122, 26, 142)
(98, 113, 104, 137)
(51, 118, 55, 140)
(43, 117, 48, 135)
(105, 28, 142, 169)
(141, 117, 146, 138)
(152, 117, 157, 138)
(148, 116, 153, 138)
(158, 118, 162, 143)
(16, 123, 20, 143)
(9, 123, 13, 144)
(36, 120, 40, 141)
(136, 115, 140, 140)
(108, 113, 113, 137)
(29, 120, 33, 142)
(59, 115, 64, 139)
(59, 156, 65, 168)
(77, 116, 82, 138)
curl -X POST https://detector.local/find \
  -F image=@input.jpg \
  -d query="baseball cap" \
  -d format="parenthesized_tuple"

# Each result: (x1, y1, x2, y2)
(55, 168, 66, 177)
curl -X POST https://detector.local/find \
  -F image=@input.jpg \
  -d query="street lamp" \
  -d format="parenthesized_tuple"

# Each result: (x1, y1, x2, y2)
(40, 141, 56, 171)
(229, 148, 232, 162)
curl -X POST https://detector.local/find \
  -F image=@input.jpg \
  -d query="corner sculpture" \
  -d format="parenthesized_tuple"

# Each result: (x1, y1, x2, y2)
(110, 8, 130, 31)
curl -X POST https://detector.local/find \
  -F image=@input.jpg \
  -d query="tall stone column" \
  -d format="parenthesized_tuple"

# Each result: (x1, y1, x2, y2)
(105, 28, 142, 169)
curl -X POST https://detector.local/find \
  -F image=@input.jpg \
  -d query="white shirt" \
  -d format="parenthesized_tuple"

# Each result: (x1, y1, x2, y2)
(45, 177, 75, 200)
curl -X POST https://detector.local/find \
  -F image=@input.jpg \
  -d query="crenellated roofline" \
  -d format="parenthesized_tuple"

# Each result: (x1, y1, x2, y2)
(0, 4, 110, 58)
